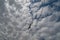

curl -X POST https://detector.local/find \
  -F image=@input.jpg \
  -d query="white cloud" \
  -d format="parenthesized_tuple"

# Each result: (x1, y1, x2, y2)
(0, 0, 60, 40)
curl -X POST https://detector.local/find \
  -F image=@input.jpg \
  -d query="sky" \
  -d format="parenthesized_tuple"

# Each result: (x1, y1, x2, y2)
(0, 0, 60, 40)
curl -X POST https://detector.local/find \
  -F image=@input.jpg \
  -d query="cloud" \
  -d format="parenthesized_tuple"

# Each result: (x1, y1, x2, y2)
(0, 0, 60, 40)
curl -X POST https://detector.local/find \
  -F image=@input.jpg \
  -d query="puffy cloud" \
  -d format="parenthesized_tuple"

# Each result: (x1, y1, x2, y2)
(0, 0, 60, 40)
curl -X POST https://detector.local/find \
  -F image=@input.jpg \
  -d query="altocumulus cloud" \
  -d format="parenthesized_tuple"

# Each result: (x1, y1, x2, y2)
(0, 0, 60, 40)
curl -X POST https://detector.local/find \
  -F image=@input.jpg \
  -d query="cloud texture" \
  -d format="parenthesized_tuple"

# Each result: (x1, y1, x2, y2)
(0, 0, 60, 40)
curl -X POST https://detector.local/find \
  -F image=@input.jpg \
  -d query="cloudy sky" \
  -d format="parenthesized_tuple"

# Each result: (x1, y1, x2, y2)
(0, 0, 60, 40)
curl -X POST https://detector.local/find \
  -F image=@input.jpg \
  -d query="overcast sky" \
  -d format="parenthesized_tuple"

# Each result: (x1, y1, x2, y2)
(0, 0, 60, 40)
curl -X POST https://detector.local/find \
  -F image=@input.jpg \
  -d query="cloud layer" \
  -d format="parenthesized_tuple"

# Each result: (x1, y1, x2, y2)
(0, 0, 60, 40)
